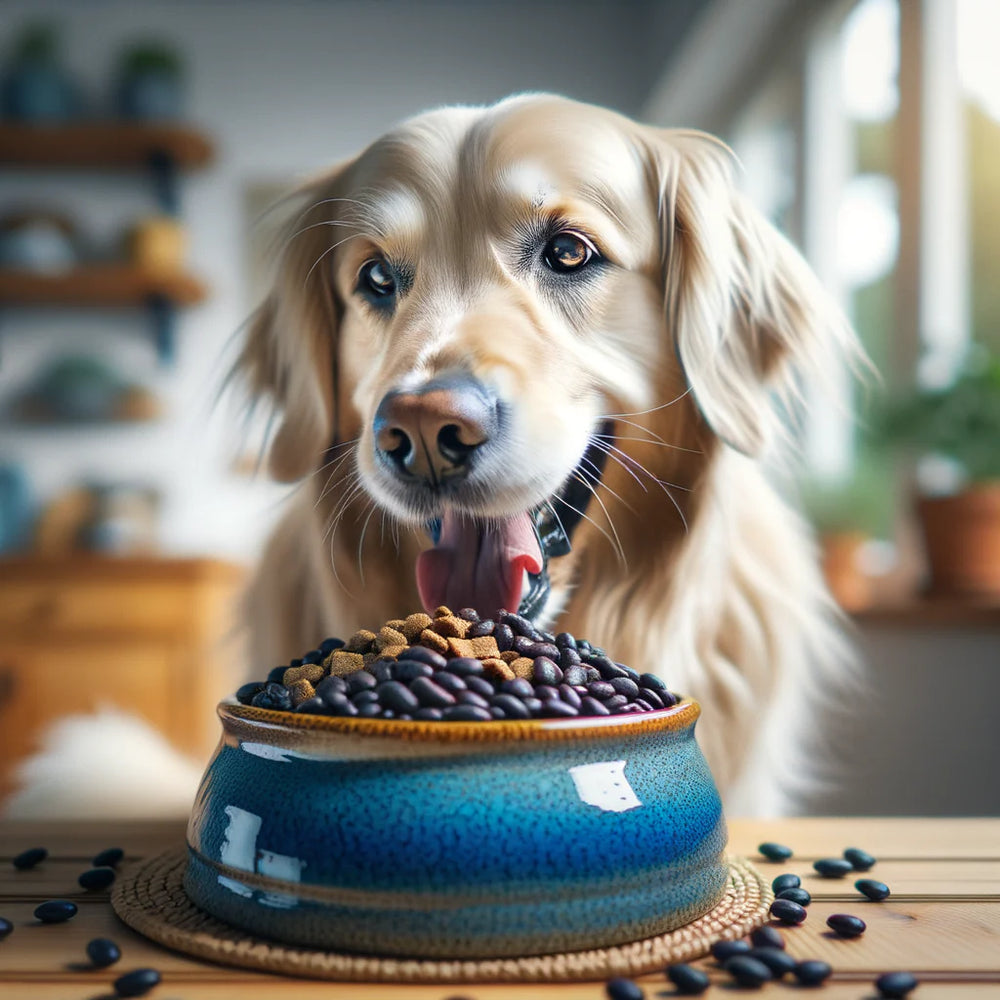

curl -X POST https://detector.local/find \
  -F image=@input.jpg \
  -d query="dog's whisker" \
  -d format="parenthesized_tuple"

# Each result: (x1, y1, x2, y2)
(598, 415, 671, 446)
(603, 385, 693, 419)
(595, 431, 702, 458)
(576, 460, 637, 514)
(571, 471, 628, 567)
(303, 232, 364, 286)
(355, 499, 380, 585)
(552, 491, 626, 567)
(592, 439, 694, 493)
(586, 441, 650, 495)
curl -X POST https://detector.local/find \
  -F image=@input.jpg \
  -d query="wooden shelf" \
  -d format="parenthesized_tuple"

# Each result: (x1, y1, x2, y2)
(0, 264, 207, 307)
(852, 597, 1000, 627)
(0, 122, 213, 169)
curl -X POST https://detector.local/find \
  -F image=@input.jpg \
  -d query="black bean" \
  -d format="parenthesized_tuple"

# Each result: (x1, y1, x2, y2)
(328, 697, 359, 716)
(522, 696, 544, 716)
(114, 967, 162, 997)
(493, 623, 514, 652)
(533, 685, 560, 702)
(288, 657, 304, 668)
(532, 657, 563, 685)
(344, 670, 378, 693)
(370, 660, 396, 683)
(398, 714, 413, 721)
(619, 663, 640, 683)
(236, 682, 264, 705)
(769, 898, 807, 924)
(580, 696, 610, 715)
(499, 611, 542, 639)
(0, 916, 12, 940)
(351, 690, 379, 706)
(577, 639, 593, 654)
(490, 705, 506, 719)
(34, 899, 78, 923)
(376, 681, 420, 714)
(608, 677, 639, 699)
(750, 924, 784, 949)
(639, 688, 664, 708)
(592, 656, 627, 678)
(500, 677, 534, 698)
(666, 963, 710, 994)
(659, 689, 678, 707)
(541, 700, 578, 718)
(814, 858, 853, 878)
(303, 649, 325, 664)
(856, 878, 891, 901)
(588, 680, 616, 699)
(603, 694, 628, 710)
(319, 636, 344, 654)
(465, 675, 496, 698)
(441, 705, 492, 722)
(391, 660, 431, 683)
(541, 629, 556, 643)
(555, 631, 577, 649)
(711, 939, 750, 962)
(748, 946, 796, 977)
(92, 847, 125, 868)
(875, 971, 919, 998)
(633, 698, 654, 712)
(13, 847, 47, 870)
(266, 665, 288, 683)
(447, 657, 484, 677)
(456, 690, 490, 709)
(407, 677, 455, 708)
(724, 954, 772, 987)
(296, 697, 328, 714)
(512, 635, 535, 656)
(844, 846, 877, 871)
(251, 681, 292, 711)
(561, 665, 587, 686)
(772, 873, 801, 893)
(525, 641, 561, 660)
(315, 675, 346, 700)
(414, 707, 443, 721)
(86, 937, 122, 967)
(613, 702, 640, 714)
(456, 608, 480, 622)
(776, 886, 811, 906)
(559, 647, 582, 671)
(604, 976, 644, 1000)
(401, 646, 449, 669)
(491, 694, 531, 719)
(794, 959, 832, 986)
(467, 619, 495, 637)
(434, 672, 467, 694)
(826, 913, 866, 937)
(758, 842, 793, 861)
(558, 684, 582, 708)
(357, 703, 382, 717)
(639, 672, 667, 691)
(79, 867, 116, 891)
(584, 666, 602, 682)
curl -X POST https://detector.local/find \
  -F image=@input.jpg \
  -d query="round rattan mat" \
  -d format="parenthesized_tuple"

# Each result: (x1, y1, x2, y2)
(112, 849, 772, 983)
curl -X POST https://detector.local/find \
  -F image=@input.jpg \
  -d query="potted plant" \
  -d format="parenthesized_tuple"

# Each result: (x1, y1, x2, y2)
(883, 346, 1000, 598)
(115, 42, 184, 120)
(1, 23, 79, 121)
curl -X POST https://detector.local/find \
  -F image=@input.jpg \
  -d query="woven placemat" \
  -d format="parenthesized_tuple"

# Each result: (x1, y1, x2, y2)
(112, 848, 771, 983)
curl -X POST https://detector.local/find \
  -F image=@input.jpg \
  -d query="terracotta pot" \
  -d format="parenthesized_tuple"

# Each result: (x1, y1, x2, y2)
(821, 531, 873, 611)
(917, 483, 1000, 597)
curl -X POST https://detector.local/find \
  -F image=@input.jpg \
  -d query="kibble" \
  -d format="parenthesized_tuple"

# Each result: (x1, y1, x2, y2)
(769, 898, 807, 924)
(876, 971, 919, 998)
(758, 842, 793, 862)
(776, 886, 811, 906)
(86, 937, 122, 967)
(114, 968, 162, 997)
(665, 963, 710, 994)
(771, 873, 801, 893)
(814, 858, 854, 878)
(13, 847, 47, 870)
(749, 924, 785, 949)
(844, 846, 877, 870)
(92, 847, 125, 868)
(794, 959, 832, 986)
(605, 977, 644, 1000)
(34, 899, 77, 923)
(0, 916, 12, 940)
(235, 607, 679, 722)
(856, 878, 891, 901)
(78, 867, 116, 890)
(724, 954, 773, 987)
(710, 939, 750, 962)
(826, 913, 866, 937)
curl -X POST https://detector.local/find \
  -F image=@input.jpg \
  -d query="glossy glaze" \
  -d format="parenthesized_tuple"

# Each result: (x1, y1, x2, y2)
(184, 699, 728, 959)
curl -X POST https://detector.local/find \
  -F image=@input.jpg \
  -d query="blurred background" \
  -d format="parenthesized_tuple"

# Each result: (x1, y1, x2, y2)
(0, 0, 997, 816)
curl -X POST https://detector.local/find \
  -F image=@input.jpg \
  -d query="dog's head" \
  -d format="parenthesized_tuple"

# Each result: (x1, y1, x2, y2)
(240, 94, 854, 619)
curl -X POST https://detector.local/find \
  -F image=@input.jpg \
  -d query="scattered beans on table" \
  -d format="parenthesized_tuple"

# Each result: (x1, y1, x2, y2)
(86, 937, 122, 967)
(92, 847, 125, 868)
(776, 886, 811, 906)
(771, 872, 801, 893)
(749, 924, 785, 949)
(604, 977, 644, 1000)
(665, 963, 710, 994)
(33, 899, 77, 923)
(78, 866, 116, 890)
(813, 857, 854, 878)
(710, 939, 750, 962)
(114, 968, 162, 997)
(757, 842, 793, 861)
(826, 913, 867, 937)
(794, 959, 833, 986)
(875, 971, 919, 998)
(856, 877, 891, 901)
(236, 607, 679, 721)
(769, 898, 807, 924)
(844, 846, 877, 870)
(12, 847, 47, 870)
(0, 916, 12, 940)
(724, 954, 773, 987)
(748, 946, 797, 977)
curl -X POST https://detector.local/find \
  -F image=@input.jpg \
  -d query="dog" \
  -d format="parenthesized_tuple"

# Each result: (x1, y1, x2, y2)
(237, 93, 861, 816)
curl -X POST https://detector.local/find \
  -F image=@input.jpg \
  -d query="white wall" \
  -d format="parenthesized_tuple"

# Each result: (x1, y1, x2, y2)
(0, 0, 658, 561)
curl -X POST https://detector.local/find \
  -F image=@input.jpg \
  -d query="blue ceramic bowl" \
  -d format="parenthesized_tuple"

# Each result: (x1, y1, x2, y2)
(184, 699, 728, 959)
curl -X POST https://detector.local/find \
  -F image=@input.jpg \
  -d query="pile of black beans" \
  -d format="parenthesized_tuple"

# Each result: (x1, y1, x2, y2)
(236, 606, 678, 722)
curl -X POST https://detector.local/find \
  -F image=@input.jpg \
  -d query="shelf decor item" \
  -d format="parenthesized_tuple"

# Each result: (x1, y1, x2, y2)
(883, 346, 1000, 598)
(115, 42, 184, 121)
(1, 23, 80, 122)
(0, 210, 78, 273)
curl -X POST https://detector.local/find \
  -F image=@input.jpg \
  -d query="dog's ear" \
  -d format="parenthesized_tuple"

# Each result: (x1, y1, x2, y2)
(235, 164, 354, 482)
(644, 130, 858, 456)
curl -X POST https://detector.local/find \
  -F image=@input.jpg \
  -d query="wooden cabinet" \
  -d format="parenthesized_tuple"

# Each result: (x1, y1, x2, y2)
(0, 556, 245, 798)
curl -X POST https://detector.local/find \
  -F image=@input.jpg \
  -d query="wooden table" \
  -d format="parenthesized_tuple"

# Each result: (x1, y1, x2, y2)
(1, 818, 998, 998)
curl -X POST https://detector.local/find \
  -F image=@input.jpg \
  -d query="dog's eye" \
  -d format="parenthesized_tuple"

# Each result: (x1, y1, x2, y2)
(359, 258, 396, 298)
(542, 232, 596, 273)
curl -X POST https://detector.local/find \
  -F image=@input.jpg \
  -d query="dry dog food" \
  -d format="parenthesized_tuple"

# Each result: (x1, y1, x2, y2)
(236, 606, 678, 721)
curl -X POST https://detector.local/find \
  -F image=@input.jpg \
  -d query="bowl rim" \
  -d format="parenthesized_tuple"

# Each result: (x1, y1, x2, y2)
(220, 697, 700, 745)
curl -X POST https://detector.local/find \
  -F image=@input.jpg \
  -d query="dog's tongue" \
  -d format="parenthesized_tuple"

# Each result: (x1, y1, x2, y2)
(416, 512, 542, 616)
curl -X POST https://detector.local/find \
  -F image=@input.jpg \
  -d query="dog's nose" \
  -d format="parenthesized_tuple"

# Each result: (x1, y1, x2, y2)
(374, 373, 497, 482)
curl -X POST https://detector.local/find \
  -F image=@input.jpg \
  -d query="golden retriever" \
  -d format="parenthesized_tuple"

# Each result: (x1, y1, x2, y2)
(239, 93, 859, 815)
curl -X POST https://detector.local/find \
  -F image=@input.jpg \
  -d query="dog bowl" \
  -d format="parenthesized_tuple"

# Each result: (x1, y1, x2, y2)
(184, 699, 728, 959)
